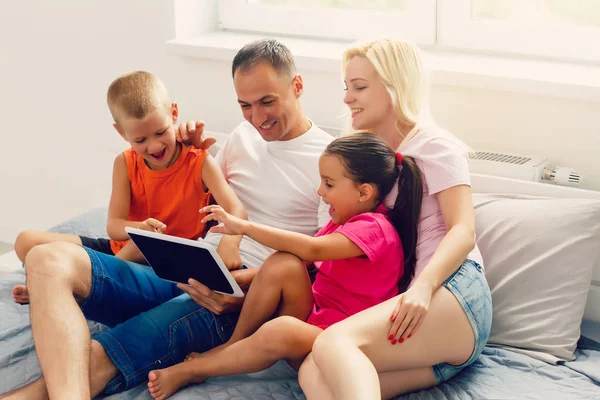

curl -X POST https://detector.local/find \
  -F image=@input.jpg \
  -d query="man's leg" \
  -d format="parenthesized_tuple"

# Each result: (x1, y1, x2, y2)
(5, 241, 181, 399)
(26, 242, 94, 400)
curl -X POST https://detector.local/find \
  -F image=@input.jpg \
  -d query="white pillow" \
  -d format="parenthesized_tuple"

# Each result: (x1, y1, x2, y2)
(473, 193, 600, 363)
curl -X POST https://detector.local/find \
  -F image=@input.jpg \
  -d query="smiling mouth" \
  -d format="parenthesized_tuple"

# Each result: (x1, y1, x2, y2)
(259, 121, 276, 130)
(351, 108, 364, 116)
(151, 148, 166, 160)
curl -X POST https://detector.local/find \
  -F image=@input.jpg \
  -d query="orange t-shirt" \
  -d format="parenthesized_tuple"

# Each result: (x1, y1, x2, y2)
(110, 144, 211, 254)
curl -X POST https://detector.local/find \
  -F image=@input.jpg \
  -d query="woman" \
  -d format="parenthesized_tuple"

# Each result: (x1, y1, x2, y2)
(298, 39, 493, 399)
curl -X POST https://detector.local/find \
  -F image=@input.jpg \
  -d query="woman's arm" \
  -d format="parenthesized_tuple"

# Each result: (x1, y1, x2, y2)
(412, 184, 476, 292)
(201, 205, 364, 262)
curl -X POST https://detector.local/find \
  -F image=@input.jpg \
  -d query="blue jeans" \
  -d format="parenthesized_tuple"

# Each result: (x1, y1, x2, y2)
(431, 259, 493, 383)
(79, 247, 239, 395)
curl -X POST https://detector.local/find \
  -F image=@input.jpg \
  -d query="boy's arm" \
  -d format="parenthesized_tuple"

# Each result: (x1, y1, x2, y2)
(106, 154, 156, 240)
(201, 155, 247, 268)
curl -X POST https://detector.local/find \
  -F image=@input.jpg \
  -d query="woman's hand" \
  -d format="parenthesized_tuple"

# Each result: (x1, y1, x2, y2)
(200, 205, 249, 235)
(388, 282, 433, 344)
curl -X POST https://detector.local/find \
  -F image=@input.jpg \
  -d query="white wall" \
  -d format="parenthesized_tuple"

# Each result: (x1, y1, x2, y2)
(1, 1, 599, 243)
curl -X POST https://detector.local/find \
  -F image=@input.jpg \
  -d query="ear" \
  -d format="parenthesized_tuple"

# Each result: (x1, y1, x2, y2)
(358, 183, 376, 203)
(292, 74, 304, 98)
(170, 102, 179, 123)
(113, 123, 127, 141)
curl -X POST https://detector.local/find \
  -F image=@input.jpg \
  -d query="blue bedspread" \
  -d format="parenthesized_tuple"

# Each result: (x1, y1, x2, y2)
(1, 208, 599, 399)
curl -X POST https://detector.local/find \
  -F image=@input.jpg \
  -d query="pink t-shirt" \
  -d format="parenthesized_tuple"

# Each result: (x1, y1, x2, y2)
(307, 209, 403, 329)
(387, 127, 484, 281)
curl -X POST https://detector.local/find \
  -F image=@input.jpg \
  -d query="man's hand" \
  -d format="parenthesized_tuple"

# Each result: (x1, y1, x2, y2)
(216, 243, 244, 271)
(176, 120, 217, 151)
(138, 218, 166, 233)
(177, 279, 243, 315)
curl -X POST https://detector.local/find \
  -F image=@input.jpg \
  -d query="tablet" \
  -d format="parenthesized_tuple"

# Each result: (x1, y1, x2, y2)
(125, 227, 244, 297)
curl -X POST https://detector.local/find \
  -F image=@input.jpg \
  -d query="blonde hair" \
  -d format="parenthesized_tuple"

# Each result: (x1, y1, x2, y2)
(342, 39, 433, 138)
(107, 71, 170, 123)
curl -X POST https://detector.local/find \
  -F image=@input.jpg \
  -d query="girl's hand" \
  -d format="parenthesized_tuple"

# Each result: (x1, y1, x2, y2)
(200, 205, 248, 235)
(388, 282, 433, 344)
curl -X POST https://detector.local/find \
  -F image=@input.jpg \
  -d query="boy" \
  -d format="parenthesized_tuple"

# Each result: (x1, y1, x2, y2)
(12, 71, 246, 303)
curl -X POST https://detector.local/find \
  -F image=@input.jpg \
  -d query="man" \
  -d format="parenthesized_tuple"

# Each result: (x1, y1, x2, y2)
(4, 39, 332, 399)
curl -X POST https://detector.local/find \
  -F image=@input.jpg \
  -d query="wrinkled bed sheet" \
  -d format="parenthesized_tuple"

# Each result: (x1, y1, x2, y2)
(1, 208, 599, 399)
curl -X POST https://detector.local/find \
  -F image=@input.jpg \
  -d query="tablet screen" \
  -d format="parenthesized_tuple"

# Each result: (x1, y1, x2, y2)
(128, 232, 237, 295)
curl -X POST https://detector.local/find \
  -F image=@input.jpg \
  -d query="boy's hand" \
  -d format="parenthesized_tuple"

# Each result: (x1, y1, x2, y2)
(216, 243, 244, 271)
(200, 205, 248, 235)
(138, 218, 166, 233)
(176, 120, 217, 150)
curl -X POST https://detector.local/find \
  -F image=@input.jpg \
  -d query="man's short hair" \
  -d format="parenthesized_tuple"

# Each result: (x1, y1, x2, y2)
(232, 39, 297, 79)
(106, 71, 170, 123)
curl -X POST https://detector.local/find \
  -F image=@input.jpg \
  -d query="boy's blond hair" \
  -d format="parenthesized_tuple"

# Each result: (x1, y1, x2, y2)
(107, 71, 170, 123)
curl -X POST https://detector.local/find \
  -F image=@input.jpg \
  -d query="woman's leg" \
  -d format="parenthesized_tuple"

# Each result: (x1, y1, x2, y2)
(309, 287, 475, 400)
(147, 316, 322, 400)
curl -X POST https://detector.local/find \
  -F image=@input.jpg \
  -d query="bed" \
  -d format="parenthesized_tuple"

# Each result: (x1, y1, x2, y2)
(1, 173, 599, 399)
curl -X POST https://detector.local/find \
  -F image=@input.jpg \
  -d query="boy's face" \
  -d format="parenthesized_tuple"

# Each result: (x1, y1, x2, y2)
(115, 103, 179, 170)
(234, 62, 304, 142)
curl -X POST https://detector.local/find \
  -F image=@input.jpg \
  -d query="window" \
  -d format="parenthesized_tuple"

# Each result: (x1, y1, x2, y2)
(219, 0, 600, 63)
(219, 0, 436, 45)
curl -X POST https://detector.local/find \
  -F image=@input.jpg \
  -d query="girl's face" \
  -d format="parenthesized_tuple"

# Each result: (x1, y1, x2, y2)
(343, 56, 396, 133)
(317, 154, 374, 225)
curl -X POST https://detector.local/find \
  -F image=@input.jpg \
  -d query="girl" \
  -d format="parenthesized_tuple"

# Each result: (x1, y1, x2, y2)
(298, 39, 493, 399)
(146, 132, 423, 400)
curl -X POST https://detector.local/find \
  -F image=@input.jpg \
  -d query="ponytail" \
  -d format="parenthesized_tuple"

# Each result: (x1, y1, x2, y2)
(389, 155, 422, 293)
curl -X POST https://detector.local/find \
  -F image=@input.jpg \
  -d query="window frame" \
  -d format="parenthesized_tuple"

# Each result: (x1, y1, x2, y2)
(219, 0, 437, 45)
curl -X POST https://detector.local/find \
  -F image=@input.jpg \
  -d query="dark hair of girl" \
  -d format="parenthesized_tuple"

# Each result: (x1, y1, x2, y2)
(323, 132, 423, 293)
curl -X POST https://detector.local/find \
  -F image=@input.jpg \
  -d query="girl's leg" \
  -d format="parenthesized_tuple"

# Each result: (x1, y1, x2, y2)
(309, 287, 474, 400)
(222, 251, 313, 345)
(12, 231, 83, 304)
(147, 316, 322, 400)
(184, 251, 313, 363)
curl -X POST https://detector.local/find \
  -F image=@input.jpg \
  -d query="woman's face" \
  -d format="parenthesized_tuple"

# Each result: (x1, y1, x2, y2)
(343, 56, 395, 132)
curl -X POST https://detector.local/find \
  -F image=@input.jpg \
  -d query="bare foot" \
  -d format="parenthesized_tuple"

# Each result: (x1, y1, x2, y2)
(11, 285, 29, 304)
(147, 366, 205, 400)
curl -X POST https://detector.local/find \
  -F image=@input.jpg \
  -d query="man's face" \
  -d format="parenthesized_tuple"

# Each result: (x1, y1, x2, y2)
(234, 62, 303, 142)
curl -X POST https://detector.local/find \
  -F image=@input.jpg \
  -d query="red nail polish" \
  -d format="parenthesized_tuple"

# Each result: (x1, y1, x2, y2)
(399, 338, 405, 343)
(388, 335, 394, 340)
(391, 339, 397, 345)
(408, 334, 412, 339)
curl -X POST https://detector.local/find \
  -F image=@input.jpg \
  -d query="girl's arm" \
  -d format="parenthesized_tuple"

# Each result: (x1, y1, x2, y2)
(412, 185, 476, 292)
(201, 205, 364, 262)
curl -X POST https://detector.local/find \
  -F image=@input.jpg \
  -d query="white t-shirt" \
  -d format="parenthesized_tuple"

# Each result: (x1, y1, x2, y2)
(203, 121, 333, 266)
(389, 127, 484, 280)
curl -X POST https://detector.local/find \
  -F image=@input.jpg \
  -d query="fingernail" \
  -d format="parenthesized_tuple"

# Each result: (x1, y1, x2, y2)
(408, 334, 412, 339)
(399, 338, 405, 343)
(388, 335, 394, 340)
(390, 315, 394, 321)
(391, 339, 397, 345)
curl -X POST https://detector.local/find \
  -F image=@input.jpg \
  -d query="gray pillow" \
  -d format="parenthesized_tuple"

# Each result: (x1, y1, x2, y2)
(473, 194, 600, 363)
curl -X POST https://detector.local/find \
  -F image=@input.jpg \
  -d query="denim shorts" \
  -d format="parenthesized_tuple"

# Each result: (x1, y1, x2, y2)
(431, 259, 492, 384)
(79, 247, 239, 395)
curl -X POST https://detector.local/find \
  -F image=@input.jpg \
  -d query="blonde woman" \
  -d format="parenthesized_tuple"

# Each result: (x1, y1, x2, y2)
(298, 39, 492, 399)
